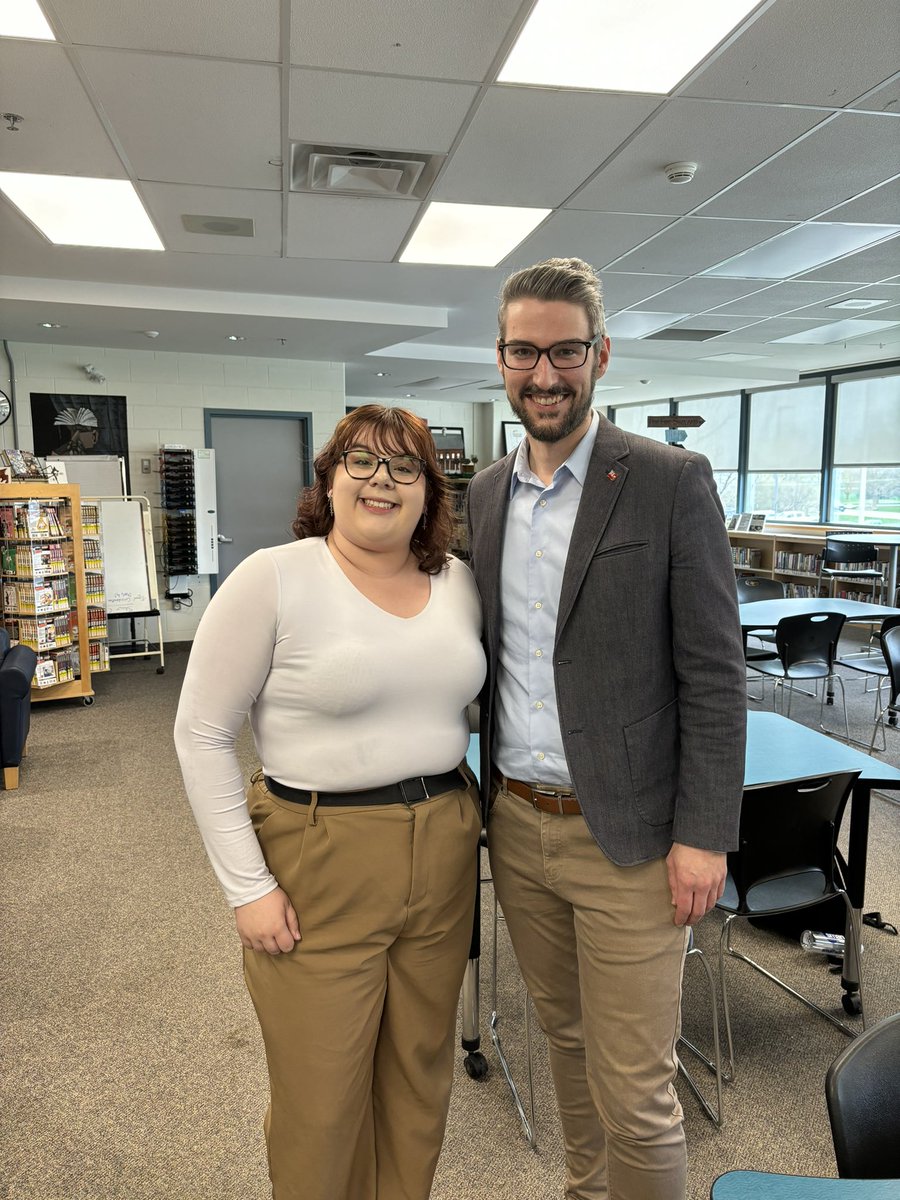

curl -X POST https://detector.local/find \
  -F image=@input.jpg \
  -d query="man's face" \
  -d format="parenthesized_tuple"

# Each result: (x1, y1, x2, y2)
(498, 299, 610, 444)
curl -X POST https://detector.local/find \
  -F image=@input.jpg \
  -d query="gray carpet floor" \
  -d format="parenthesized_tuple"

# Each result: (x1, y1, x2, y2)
(1, 643, 898, 1200)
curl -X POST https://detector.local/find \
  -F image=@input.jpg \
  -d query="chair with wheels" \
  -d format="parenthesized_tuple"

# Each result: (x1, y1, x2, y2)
(826, 1010, 900, 1179)
(836, 615, 900, 752)
(747, 612, 850, 742)
(715, 770, 864, 1080)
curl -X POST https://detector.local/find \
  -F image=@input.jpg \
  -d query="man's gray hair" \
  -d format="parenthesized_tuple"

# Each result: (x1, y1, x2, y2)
(498, 257, 607, 338)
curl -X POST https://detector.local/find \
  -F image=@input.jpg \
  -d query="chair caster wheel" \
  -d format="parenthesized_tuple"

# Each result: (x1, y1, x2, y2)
(464, 1051, 489, 1080)
(841, 992, 862, 1016)
(156, 666, 165, 674)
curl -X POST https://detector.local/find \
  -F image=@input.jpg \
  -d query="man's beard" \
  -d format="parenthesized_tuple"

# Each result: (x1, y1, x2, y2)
(508, 378, 596, 444)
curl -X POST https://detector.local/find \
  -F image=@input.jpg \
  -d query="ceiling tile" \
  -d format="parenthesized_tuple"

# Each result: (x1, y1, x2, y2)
(289, 69, 477, 154)
(434, 87, 659, 207)
(570, 98, 824, 216)
(815, 178, 900, 224)
(632, 277, 774, 313)
(288, 0, 525, 80)
(55, 0, 280, 61)
(287, 194, 419, 261)
(849, 77, 900, 113)
(77, 49, 282, 189)
(598, 273, 688, 312)
(711, 317, 840, 342)
(707, 281, 864, 318)
(611, 217, 790, 275)
(140, 184, 283, 255)
(0, 41, 125, 177)
(683, 0, 899, 107)
(799, 239, 900, 284)
(699, 113, 898, 220)
(506, 211, 675, 273)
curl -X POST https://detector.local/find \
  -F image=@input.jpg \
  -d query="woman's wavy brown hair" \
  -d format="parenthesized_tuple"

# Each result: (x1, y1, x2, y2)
(292, 405, 453, 574)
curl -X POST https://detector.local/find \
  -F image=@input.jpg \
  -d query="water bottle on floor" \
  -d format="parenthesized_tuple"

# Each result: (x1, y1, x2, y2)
(800, 930, 845, 955)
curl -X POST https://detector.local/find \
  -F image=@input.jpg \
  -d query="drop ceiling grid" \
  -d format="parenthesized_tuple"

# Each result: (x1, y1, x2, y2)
(814, 177, 900, 225)
(699, 111, 900, 220)
(681, 0, 900, 107)
(286, 0, 526, 81)
(288, 68, 478, 153)
(505, 211, 676, 274)
(48, 0, 282, 62)
(799, 240, 900, 284)
(568, 97, 827, 217)
(610, 216, 793, 275)
(0, 40, 125, 178)
(287, 194, 421, 262)
(630, 277, 784, 313)
(701, 280, 869, 319)
(75, 48, 282, 189)
(140, 184, 284, 256)
(431, 87, 660, 208)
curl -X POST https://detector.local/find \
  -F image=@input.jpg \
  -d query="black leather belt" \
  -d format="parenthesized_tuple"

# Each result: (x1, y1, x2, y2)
(263, 767, 466, 808)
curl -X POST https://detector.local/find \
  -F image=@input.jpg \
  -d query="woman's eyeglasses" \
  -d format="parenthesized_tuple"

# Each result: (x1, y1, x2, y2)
(340, 449, 426, 484)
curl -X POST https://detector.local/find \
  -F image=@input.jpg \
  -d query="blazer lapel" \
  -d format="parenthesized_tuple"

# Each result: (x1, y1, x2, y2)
(479, 455, 516, 662)
(557, 419, 631, 633)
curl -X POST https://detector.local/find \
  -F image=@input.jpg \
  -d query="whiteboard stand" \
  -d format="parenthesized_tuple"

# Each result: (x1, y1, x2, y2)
(89, 495, 165, 674)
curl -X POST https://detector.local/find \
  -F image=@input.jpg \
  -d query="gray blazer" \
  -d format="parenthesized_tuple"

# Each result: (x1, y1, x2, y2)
(466, 415, 747, 865)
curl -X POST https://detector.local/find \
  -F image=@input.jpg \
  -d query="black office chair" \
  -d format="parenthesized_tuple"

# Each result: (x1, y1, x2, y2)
(836, 616, 900, 752)
(715, 771, 864, 1080)
(0, 628, 38, 790)
(735, 577, 785, 701)
(747, 612, 850, 742)
(818, 536, 885, 605)
(826, 1011, 900, 1179)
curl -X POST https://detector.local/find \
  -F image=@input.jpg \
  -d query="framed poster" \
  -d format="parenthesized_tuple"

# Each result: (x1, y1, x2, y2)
(502, 421, 526, 454)
(30, 393, 131, 490)
(428, 426, 465, 453)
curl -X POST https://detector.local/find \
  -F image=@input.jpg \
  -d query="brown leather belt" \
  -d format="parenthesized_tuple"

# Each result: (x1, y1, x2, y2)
(493, 772, 582, 815)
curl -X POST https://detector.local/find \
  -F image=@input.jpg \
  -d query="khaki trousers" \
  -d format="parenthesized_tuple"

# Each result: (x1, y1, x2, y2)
(243, 770, 481, 1200)
(488, 782, 689, 1200)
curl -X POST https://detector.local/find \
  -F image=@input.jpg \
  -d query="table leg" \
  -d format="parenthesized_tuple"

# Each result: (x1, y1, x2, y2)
(839, 783, 871, 1010)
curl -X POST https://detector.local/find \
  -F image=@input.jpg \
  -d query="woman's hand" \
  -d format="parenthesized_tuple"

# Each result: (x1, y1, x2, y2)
(235, 888, 301, 955)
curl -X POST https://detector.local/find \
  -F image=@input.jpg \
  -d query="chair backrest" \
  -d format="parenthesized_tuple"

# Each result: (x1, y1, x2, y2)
(823, 537, 879, 568)
(735, 577, 785, 605)
(728, 771, 858, 916)
(880, 617, 900, 705)
(826, 1010, 900, 1178)
(774, 612, 845, 673)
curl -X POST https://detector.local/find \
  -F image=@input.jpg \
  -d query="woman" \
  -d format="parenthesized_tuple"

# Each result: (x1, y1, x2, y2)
(174, 406, 485, 1200)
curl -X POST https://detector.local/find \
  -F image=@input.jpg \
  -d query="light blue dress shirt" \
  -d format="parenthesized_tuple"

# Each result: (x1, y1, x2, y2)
(493, 410, 600, 786)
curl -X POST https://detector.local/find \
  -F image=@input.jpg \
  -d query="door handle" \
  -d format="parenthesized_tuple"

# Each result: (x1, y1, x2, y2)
(217, 534, 234, 544)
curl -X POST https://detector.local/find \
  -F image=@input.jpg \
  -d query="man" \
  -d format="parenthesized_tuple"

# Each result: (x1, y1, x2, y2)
(466, 258, 746, 1200)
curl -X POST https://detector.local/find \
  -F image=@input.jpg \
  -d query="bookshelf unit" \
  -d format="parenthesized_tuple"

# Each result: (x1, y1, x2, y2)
(0, 483, 96, 704)
(445, 477, 471, 559)
(728, 527, 891, 603)
(80, 501, 110, 676)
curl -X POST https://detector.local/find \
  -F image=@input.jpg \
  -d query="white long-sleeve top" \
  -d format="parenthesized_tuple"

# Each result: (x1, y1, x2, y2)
(174, 538, 486, 907)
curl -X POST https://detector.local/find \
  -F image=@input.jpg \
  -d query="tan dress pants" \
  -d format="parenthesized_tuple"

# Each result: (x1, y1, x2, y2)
(488, 782, 689, 1200)
(243, 770, 481, 1200)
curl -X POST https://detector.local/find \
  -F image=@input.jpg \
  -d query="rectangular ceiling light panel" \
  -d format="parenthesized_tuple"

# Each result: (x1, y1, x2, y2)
(0, 173, 164, 250)
(0, 0, 55, 39)
(499, 0, 760, 93)
(705, 224, 900, 280)
(400, 202, 550, 267)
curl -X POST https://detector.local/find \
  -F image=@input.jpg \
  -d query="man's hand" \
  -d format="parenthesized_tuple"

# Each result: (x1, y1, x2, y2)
(665, 843, 727, 927)
(235, 887, 301, 955)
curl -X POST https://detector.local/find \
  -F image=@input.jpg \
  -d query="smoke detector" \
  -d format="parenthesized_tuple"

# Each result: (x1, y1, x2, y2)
(663, 161, 698, 185)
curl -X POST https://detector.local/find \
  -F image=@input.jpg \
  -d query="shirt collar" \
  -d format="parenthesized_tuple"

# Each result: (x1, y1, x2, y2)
(510, 408, 599, 495)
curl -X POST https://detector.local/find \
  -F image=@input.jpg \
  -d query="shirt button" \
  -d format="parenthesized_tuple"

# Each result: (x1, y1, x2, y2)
(535, 549, 543, 558)
(535, 649, 543, 658)
(534, 700, 544, 710)
(534, 601, 542, 610)
(539, 499, 547, 507)
(536, 751, 545, 761)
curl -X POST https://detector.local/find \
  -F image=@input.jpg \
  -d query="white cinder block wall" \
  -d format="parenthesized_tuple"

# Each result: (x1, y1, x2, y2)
(2, 343, 494, 644)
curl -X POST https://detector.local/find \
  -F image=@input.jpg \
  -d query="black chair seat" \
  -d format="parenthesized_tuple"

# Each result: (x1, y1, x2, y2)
(719, 868, 829, 915)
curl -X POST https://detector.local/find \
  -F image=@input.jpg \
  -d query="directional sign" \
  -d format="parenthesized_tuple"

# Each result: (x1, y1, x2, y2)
(646, 415, 705, 428)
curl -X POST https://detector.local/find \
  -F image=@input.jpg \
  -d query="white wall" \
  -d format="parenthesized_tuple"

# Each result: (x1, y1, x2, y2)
(2, 341, 345, 641)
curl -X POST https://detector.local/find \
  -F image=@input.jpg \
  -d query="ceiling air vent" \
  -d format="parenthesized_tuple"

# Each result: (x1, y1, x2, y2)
(182, 214, 255, 237)
(291, 144, 444, 199)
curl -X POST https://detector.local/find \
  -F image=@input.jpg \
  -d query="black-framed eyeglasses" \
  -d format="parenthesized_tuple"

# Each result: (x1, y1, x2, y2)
(340, 448, 426, 484)
(498, 333, 602, 370)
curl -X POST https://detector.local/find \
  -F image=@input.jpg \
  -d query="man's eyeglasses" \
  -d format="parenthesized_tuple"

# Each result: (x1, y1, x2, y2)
(498, 333, 602, 370)
(340, 449, 426, 484)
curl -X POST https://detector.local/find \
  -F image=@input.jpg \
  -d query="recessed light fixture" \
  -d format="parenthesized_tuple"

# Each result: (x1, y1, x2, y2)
(404, 393, 416, 398)
(827, 298, 892, 311)
(39, 321, 62, 329)
(0, 172, 164, 250)
(498, 0, 760, 93)
(143, 330, 160, 338)
(226, 334, 245, 342)
(400, 201, 550, 267)
(704, 223, 900, 281)
(0, 0, 56, 39)
(375, 371, 390, 377)
(771, 318, 900, 345)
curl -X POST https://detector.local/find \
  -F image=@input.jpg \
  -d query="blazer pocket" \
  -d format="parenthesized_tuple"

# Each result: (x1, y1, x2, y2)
(591, 540, 649, 560)
(623, 699, 679, 826)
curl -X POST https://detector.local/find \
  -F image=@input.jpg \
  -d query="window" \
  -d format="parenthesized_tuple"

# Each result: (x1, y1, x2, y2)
(745, 384, 826, 521)
(610, 400, 670, 442)
(830, 373, 900, 529)
(676, 393, 740, 514)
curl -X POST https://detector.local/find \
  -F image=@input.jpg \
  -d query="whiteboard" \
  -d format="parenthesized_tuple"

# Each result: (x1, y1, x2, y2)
(45, 455, 125, 496)
(97, 498, 157, 615)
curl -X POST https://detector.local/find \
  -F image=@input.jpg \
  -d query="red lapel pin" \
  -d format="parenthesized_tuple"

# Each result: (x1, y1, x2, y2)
(607, 470, 618, 481)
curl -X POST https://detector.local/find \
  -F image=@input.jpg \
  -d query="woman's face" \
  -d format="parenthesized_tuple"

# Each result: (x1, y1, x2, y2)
(329, 431, 427, 556)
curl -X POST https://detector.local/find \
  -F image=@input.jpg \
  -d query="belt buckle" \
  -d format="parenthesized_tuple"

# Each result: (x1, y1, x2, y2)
(399, 777, 427, 804)
(533, 785, 574, 815)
